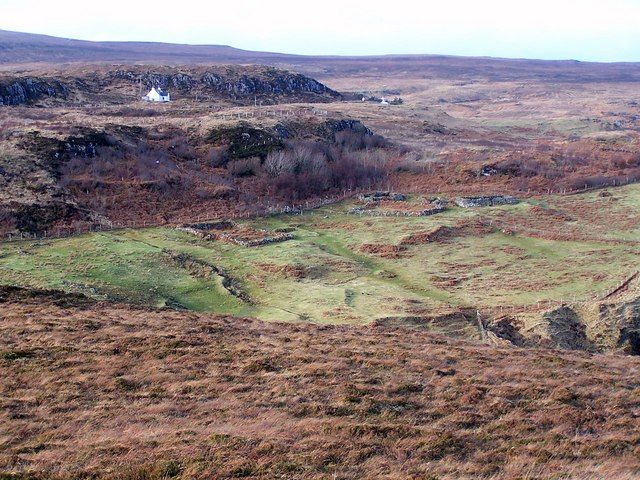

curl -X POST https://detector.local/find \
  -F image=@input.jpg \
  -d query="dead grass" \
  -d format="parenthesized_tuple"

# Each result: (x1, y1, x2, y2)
(358, 243, 408, 258)
(1, 288, 639, 479)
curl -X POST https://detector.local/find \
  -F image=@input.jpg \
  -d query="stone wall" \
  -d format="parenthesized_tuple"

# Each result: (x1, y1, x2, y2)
(454, 196, 519, 208)
(349, 206, 446, 217)
(219, 232, 295, 247)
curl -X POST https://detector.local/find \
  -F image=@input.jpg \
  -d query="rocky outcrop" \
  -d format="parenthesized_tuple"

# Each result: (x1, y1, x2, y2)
(539, 306, 595, 351)
(201, 69, 337, 98)
(9, 201, 81, 234)
(19, 129, 111, 174)
(207, 123, 283, 160)
(371, 298, 640, 356)
(496, 280, 640, 354)
(1, 67, 339, 107)
(0, 78, 68, 105)
(112, 70, 195, 90)
(111, 66, 340, 103)
(319, 119, 373, 139)
(592, 298, 640, 355)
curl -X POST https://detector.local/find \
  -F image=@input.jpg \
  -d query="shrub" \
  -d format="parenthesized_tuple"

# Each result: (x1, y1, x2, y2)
(227, 157, 261, 177)
(203, 146, 229, 167)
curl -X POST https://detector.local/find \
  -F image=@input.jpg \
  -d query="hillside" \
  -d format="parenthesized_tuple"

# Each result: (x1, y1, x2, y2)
(1, 184, 639, 355)
(0, 29, 282, 65)
(0, 109, 384, 234)
(0, 65, 340, 106)
(1, 286, 639, 479)
(1, 28, 640, 480)
(2, 29, 640, 83)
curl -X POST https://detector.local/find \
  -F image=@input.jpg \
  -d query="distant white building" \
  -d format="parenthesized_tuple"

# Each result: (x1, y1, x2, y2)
(380, 96, 389, 106)
(144, 87, 170, 102)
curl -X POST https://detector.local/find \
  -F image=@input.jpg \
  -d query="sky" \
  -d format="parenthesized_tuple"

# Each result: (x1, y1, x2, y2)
(1, 0, 640, 62)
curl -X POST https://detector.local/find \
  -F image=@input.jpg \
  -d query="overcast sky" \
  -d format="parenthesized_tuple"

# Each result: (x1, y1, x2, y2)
(1, 0, 639, 62)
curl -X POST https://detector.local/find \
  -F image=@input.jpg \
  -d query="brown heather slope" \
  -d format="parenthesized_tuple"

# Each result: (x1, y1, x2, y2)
(1, 288, 640, 479)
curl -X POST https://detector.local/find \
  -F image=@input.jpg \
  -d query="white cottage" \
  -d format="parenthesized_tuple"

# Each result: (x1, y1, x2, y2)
(144, 87, 170, 102)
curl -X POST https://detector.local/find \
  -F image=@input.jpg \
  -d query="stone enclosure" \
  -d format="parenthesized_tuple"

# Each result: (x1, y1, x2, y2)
(177, 221, 294, 247)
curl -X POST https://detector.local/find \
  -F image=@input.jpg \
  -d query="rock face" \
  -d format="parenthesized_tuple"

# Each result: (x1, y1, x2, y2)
(593, 298, 640, 355)
(320, 119, 373, 138)
(111, 67, 340, 102)
(512, 276, 640, 355)
(0, 78, 68, 105)
(200, 70, 335, 97)
(539, 306, 595, 351)
(12, 202, 80, 233)
(19, 129, 111, 175)
(113, 70, 196, 90)
(533, 300, 640, 355)
(0, 128, 115, 234)
(207, 123, 284, 161)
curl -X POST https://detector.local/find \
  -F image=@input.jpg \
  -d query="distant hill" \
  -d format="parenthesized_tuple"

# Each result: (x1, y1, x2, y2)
(2, 29, 640, 82)
(0, 29, 294, 65)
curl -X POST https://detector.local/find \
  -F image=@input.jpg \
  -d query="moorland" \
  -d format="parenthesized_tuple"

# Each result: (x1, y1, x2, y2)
(1, 29, 640, 479)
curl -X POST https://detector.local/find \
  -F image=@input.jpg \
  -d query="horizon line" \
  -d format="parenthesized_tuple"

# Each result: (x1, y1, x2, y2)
(2, 27, 640, 66)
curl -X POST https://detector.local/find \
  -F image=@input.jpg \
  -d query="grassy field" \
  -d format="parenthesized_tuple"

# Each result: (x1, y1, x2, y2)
(1, 185, 639, 325)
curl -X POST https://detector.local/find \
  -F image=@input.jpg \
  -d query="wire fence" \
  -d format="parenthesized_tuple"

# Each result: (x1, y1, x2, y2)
(216, 106, 329, 121)
(0, 189, 363, 244)
(484, 273, 637, 324)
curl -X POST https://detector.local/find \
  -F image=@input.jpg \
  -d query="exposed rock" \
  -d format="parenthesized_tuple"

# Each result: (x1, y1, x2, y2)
(12, 201, 81, 234)
(207, 123, 283, 160)
(111, 67, 339, 103)
(538, 306, 594, 351)
(201, 69, 337, 97)
(319, 119, 373, 139)
(480, 165, 499, 176)
(593, 299, 640, 355)
(0, 77, 68, 106)
(1, 66, 339, 107)
(486, 316, 529, 347)
(19, 129, 111, 175)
